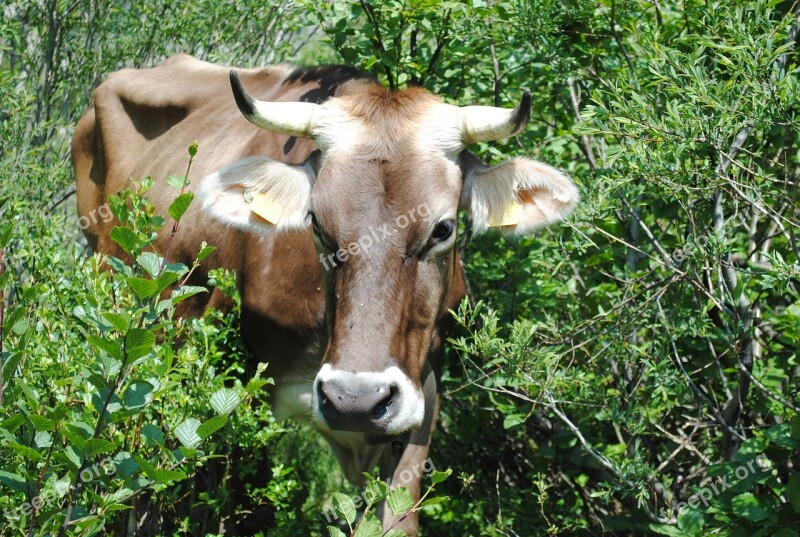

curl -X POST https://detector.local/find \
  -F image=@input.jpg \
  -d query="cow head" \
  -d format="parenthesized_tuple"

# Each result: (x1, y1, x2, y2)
(200, 71, 579, 436)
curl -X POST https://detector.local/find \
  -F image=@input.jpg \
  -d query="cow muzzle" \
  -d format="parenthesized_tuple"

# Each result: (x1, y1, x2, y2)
(311, 364, 425, 435)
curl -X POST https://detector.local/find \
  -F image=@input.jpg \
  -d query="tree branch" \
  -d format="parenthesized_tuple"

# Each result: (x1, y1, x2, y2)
(546, 392, 676, 525)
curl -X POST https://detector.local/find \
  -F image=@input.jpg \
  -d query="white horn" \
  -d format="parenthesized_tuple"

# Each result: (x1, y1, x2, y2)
(460, 89, 531, 144)
(230, 70, 319, 139)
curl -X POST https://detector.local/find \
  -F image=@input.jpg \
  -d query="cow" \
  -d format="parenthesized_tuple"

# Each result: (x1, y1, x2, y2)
(72, 53, 579, 534)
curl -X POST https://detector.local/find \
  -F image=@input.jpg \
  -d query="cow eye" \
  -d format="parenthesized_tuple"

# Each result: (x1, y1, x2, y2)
(308, 212, 338, 252)
(308, 212, 322, 236)
(430, 219, 456, 243)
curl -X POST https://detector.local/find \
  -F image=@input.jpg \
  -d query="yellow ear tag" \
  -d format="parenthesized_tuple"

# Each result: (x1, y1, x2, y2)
(488, 203, 522, 227)
(249, 192, 284, 224)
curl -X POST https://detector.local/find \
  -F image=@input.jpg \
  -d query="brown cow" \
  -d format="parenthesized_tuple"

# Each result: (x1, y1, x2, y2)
(72, 53, 579, 534)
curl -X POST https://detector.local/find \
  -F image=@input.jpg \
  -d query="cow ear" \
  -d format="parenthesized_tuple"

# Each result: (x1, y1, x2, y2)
(461, 157, 579, 235)
(199, 156, 314, 232)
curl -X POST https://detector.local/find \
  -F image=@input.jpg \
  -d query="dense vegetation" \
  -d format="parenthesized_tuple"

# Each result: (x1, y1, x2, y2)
(1, 0, 798, 535)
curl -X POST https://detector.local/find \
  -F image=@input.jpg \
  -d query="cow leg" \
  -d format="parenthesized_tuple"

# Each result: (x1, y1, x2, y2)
(377, 364, 439, 535)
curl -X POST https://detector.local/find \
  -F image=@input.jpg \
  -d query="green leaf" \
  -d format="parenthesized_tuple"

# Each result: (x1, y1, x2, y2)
(167, 175, 187, 189)
(34, 431, 51, 449)
(136, 252, 162, 277)
(2, 351, 22, 381)
(126, 329, 155, 361)
(245, 363, 273, 395)
(364, 477, 389, 504)
(151, 469, 188, 483)
(131, 454, 157, 478)
(106, 256, 133, 277)
(56, 445, 83, 471)
(29, 414, 55, 431)
(331, 492, 356, 525)
(731, 492, 769, 522)
(210, 388, 240, 415)
(174, 418, 201, 448)
(6, 440, 41, 460)
(197, 414, 228, 439)
(766, 423, 800, 449)
(0, 470, 27, 492)
(140, 424, 165, 447)
(168, 192, 194, 221)
(1, 414, 26, 433)
(88, 334, 122, 360)
(49, 403, 69, 422)
(0, 219, 13, 247)
(327, 528, 346, 537)
(84, 438, 116, 457)
(386, 486, 414, 517)
(502, 413, 525, 429)
(123, 381, 154, 409)
(197, 242, 215, 261)
(677, 508, 704, 534)
(126, 277, 158, 300)
(109, 227, 140, 254)
(430, 469, 452, 484)
(155, 271, 180, 294)
(419, 495, 449, 508)
(177, 446, 199, 461)
(102, 312, 131, 332)
(113, 452, 138, 478)
(171, 285, 207, 304)
(352, 514, 381, 536)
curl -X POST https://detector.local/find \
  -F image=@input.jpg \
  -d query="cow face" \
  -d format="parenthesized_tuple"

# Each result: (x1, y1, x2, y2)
(200, 71, 579, 436)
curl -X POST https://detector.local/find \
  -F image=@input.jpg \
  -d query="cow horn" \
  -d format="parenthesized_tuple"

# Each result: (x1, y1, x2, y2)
(229, 70, 318, 139)
(460, 89, 531, 144)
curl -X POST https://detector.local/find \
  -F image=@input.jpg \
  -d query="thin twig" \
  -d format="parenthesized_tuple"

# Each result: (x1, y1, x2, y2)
(359, 0, 396, 89)
(567, 77, 598, 172)
(738, 363, 800, 413)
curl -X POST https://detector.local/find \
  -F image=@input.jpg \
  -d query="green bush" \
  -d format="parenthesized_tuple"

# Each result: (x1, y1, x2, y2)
(1, 145, 275, 535)
(2, 0, 799, 535)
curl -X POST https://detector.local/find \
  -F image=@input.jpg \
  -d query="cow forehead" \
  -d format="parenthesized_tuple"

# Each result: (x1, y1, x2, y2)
(312, 158, 457, 239)
(314, 85, 464, 161)
(310, 87, 463, 233)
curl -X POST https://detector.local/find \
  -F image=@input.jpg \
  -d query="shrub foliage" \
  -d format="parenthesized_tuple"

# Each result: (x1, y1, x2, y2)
(1, 0, 798, 535)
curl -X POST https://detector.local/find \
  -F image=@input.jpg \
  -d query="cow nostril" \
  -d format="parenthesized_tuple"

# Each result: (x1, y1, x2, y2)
(372, 384, 398, 419)
(318, 382, 330, 406)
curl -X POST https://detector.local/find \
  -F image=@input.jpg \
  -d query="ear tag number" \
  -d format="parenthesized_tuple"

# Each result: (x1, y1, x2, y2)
(488, 203, 522, 227)
(249, 192, 284, 224)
